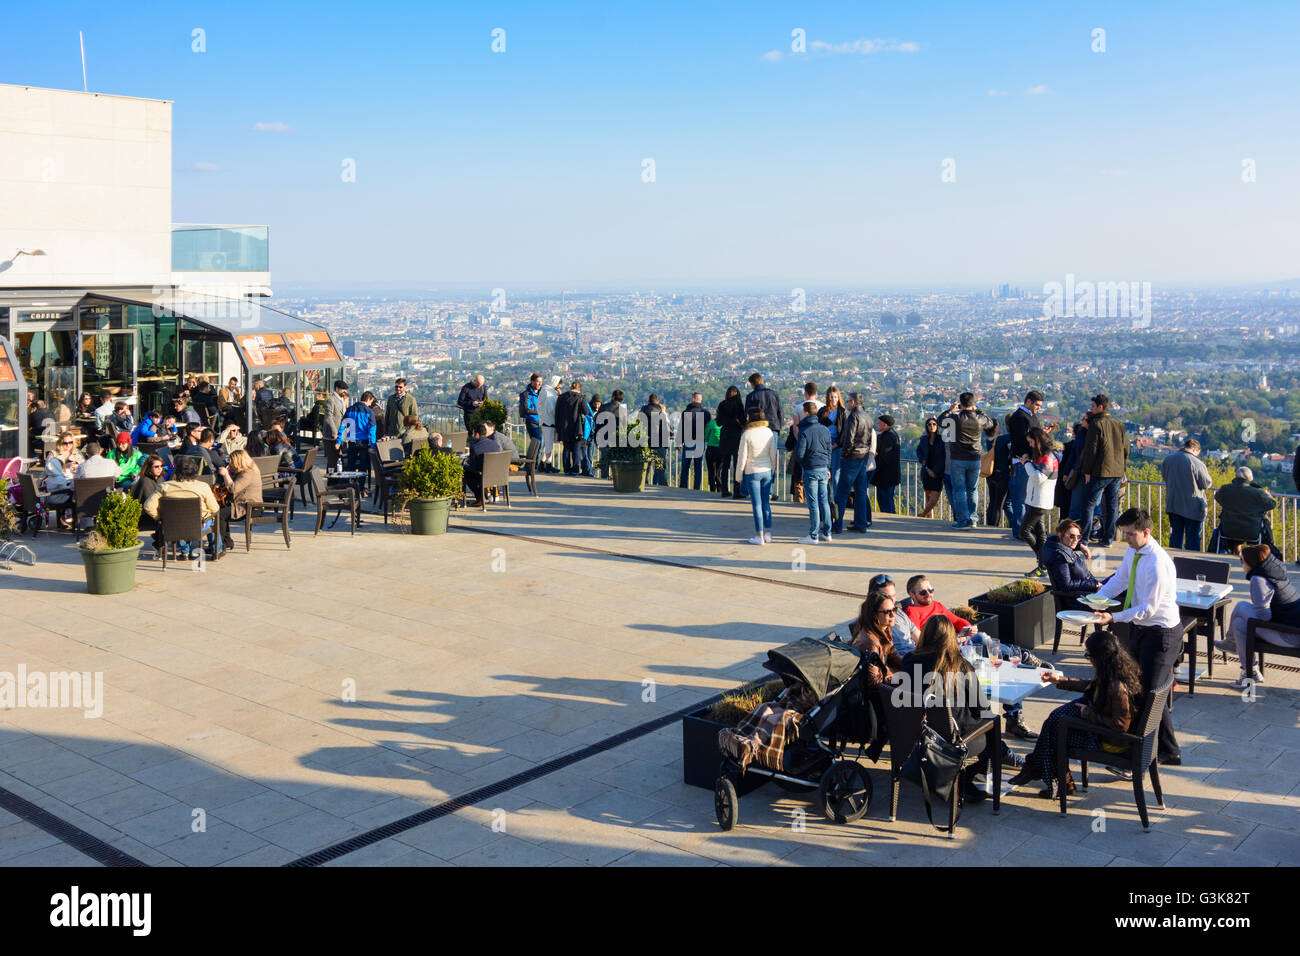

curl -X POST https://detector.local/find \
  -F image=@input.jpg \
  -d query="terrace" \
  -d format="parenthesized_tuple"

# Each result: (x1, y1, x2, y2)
(1, 476, 1296, 867)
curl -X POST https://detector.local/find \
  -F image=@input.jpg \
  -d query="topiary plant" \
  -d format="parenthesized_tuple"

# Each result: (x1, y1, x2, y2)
(983, 579, 1048, 604)
(468, 398, 508, 434)
(602, 420, 663, 467)
(397, 447, 464, 501)
(84, 491, 142, 551)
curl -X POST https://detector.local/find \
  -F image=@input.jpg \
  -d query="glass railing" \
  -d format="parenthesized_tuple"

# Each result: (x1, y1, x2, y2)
(172, 225, 269, 272)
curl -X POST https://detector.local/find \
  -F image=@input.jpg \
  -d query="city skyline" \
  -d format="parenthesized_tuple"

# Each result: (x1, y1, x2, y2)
(4, 1, 1298, 285)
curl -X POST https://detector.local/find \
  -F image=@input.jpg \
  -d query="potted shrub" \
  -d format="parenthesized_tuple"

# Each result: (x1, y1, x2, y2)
(969, 578, 1053, 650)
(396, 448, 463, 535)
(682, 679, 782, 790)
(604, 421, 662, 493)
(468, 398, 508, 435)
(79, 491, 143, 595)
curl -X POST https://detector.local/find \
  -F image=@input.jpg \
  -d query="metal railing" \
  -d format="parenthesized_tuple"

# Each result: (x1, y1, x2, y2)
(486, 422, 1300, 557)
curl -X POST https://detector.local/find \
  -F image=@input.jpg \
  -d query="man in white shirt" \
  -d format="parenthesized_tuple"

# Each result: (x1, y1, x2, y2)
(75, 442, 122, 481)
(93, 391, 116, 432)
(1093, 507, 1183, 764)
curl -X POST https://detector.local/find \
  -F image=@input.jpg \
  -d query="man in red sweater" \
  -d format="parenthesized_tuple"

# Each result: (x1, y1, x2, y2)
(903, 575, 975, 635)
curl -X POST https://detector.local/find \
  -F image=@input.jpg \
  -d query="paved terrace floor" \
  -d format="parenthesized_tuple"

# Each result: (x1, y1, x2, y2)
(1, 475, 1296, 867)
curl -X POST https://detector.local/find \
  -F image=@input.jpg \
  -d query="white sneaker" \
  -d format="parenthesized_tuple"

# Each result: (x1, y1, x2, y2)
(748, 535, 765, 545)
(798, 535, 819, 545)
(821, 532, 833, 542)
(763, 532, 772, 543)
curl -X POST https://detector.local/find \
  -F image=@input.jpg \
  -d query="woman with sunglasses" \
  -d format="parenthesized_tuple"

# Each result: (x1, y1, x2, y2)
(916, 417, 946, 518)
(1043, 518, 1101, 599)
(848, 589, 904, 686)
(43, 430, 84, 526)
(1007, 630, 1141, 798)
(130, 455, 168, 551)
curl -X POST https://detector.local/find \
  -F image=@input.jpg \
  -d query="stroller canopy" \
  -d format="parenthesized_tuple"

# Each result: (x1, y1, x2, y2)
(763, 637, 862, 701)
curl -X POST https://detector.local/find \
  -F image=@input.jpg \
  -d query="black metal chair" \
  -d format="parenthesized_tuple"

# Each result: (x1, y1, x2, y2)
(313, 470, 357, 536)
(876, 681, 1000, 837)
(157, 495, 204, 569)
(1245, 618, 1300, 681)
(17, 471, 53, 535)
(1173, 555, 1231, 675)
(1055, 676, 1172, 831)
(367, 446, 400, 523)
(245, 475, 295, 550)
(523, 438, 540, 497)
(73, 476, 116, 530)
(284, 445, 318, 505)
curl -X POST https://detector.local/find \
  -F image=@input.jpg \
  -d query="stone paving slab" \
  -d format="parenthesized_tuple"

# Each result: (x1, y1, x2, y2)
(0, 475, 1295, 866)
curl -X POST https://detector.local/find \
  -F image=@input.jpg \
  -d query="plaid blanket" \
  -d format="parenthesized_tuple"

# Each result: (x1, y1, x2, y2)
(718, 686, 816, 773)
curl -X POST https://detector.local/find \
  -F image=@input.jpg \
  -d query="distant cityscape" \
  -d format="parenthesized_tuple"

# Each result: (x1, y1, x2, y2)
(273, 285, 1300, 491)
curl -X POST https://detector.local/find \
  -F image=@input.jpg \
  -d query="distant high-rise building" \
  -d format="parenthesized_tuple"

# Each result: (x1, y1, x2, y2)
(341, 339, 358, 358)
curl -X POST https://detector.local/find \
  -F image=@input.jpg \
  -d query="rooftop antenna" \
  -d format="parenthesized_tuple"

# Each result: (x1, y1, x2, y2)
(79, 31, 87, 92)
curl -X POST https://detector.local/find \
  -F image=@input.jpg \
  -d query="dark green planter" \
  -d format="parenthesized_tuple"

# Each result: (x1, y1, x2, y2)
(969, 589, 1054, 650)
(409, 497, 451, 535)
(610, 461, 647, 493)
(80, 543, 142, 595)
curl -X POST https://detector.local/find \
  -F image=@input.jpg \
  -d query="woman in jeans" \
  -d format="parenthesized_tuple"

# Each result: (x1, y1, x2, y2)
(734, 409, 777, 544)
(819, 386, 846, 524)
(1019, 426, 1059, 577)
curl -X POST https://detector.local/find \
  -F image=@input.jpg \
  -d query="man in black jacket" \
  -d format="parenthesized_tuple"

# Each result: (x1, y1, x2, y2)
(638, 394, 671, 485)
(457, 374, 487, 431)
(832, 393, 876, 534)
(744, 373, 781, 434)
(1005, 390, 1043, 538)
(870, 414, 901, 513)
(938, 392, 996, 529)
(554, 381, 589, 476)
(679, 392, 711, 490)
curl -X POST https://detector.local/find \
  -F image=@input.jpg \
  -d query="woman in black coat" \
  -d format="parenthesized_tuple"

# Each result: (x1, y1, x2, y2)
(716, 386, 746, 499)
(870, 416, 901, 513)
(916, 417, 946, 517)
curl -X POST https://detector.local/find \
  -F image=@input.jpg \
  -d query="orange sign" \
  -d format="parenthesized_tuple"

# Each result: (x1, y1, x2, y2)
(236, 334, 293, 368)
(0, 340, 15, 383)
(285, 330, 341, 364)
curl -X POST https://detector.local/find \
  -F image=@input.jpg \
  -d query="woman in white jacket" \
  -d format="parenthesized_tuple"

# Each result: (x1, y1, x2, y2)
(735, 409, 778, 544)
(1019, 426, 1059, 576)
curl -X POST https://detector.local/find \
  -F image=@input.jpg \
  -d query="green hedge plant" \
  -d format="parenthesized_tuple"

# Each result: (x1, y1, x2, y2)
(983, 579, 1048, 604)
(468, 398, 509, 434)
(397, 448, 464, 501)
(84, 491, 142, 551)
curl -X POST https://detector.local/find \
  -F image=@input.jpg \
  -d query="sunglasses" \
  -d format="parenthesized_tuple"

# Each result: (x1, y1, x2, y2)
(912, 587, 935, 595)
(870, 574, 893, 586)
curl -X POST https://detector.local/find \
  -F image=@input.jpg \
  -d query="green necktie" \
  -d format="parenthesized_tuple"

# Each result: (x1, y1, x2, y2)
(1122, 551, 1142, 611)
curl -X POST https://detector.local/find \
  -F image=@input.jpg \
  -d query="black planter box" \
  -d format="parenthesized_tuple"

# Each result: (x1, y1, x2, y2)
(682, 705, 769, 792)
(968, 589, 1054, 651)
(968, 614, 1000, 642)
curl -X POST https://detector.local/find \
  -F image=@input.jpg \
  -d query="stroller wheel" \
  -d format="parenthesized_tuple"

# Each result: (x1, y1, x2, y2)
(25, 514, 41, 537)
(819, 760, 873, 824)
(714, 776, 738, 831)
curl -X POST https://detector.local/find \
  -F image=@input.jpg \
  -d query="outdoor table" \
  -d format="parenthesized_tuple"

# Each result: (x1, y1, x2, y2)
(1174, 578, 1233, 692)
(326, 470, 367, 527)
(978, 663, 1061, 796)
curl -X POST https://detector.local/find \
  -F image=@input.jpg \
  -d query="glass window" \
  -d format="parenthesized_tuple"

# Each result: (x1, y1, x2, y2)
(0, 391, 18, 459)
(80, 304, 124, 330)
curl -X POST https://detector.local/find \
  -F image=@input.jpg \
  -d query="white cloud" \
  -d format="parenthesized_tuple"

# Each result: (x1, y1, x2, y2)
(762, 50, 782, 61)
(251, 121, 292, 132)
(1025, 84, 1051, 95)
(987, 89, 1008, 96)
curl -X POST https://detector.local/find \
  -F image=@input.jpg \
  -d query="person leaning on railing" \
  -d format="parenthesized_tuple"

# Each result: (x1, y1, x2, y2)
(1213, 467, 1278, 553)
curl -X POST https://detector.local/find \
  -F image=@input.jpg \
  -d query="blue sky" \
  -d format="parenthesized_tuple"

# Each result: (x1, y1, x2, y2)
(4, 1, 1298, 287)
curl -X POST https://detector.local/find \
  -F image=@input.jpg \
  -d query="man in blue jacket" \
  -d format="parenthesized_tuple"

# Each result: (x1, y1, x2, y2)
(519, 373, 543, 450)
(339, 391, 378, 474)
(795, 401, 833, 543)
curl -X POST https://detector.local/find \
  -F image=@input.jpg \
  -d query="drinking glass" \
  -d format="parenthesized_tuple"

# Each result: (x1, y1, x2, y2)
(986, 639, 1001, 666)
(1005, 643, 1022, 666)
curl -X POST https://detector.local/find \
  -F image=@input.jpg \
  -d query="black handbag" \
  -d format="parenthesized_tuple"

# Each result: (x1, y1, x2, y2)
(900, 703, 968, 829)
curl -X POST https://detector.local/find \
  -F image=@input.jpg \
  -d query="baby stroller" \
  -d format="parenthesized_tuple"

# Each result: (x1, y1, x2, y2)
(714, 635, 883, 831)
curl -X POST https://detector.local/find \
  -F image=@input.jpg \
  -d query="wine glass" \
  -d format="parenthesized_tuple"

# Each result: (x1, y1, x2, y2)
(986, 639, 1001, 667)
(1005, 643, 1022, 666)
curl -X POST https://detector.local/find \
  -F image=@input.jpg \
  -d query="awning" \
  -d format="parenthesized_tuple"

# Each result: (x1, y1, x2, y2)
(89, 291, 343, 371)
(0, 338, 20, 389)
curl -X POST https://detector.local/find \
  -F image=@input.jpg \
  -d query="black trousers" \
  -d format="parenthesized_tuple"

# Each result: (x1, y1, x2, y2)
(1131, 623, 1182, 762)
(985, 477, 1008, 527)
(1020, 504, 1050, 567)
(705, 447, 722, 492)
